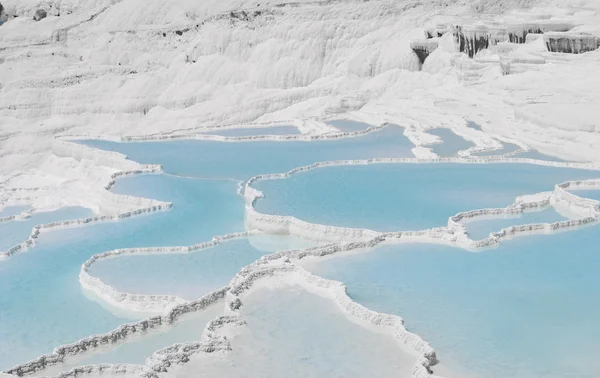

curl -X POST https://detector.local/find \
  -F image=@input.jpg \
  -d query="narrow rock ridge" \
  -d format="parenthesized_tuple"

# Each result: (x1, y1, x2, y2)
(5, 290, 229, 377)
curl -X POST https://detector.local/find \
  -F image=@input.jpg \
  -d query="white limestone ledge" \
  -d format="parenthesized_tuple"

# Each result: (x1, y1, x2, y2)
(1, 139, 166, 261)
(244, 157, 600, 245)
(101, 124, 388, 143)
(224, 247, 439, 378)
(0, 208, 34, 223)
(144, 315, 246, 375)
(5, 290, 228, 377)
(0, 200, 172, 261)
(80, 231, 258, 314)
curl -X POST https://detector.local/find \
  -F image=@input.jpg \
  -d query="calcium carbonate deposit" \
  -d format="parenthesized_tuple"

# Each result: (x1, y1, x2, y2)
(1, 0, 600, 377)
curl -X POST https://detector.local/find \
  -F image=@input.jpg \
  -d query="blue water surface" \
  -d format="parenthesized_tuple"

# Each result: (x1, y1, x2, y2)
(254, 163, 600, 232)
(302, 224, 600, 378)
(31, 303, 223, 377)
(89, 235, 315, 300)
(79, 126, 415, 181)
(0, 206, 30, 218)
(426, 129, 475, 157)
(169, 285, 415, 378)
(0, 174, 244, 369)
(0, 207, 93, 252)
(569, 189, 600, 202)
(464, 207, 567, 241)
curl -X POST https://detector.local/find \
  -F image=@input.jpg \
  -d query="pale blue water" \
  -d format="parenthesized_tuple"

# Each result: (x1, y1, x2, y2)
(426, 129, 475, 157)
(301, 224, 600, 378)
(472, 142, 522, 157)
(464, 207, 567, 241)
(254, 163, 600, 232)
(0, 174, 244, 370)
(169, 285, 415, 378)
(0, 207, 93, 252)
(201, 126, 299, 136)
(569, 189, 600, 202)
(89, 235, 315, 300)
(0, 206, 30, 218)
(79, 126, 415, 180)
(327, 119, 373, 132)
(31, 303, 224, 377)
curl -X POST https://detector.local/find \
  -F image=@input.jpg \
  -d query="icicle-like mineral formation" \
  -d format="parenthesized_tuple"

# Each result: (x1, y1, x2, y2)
(453, 25, 490, 58)
(507, 21, 572, 43)
(410, 40, 439, 64)
(544, 32, 600, 54)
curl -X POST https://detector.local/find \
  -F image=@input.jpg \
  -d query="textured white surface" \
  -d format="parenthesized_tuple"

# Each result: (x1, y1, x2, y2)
(0, 0, 599, 218)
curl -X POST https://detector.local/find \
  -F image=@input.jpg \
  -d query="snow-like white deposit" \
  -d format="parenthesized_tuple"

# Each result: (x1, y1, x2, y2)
(1, 0, 600, 219)
(2, 0, 600, 377)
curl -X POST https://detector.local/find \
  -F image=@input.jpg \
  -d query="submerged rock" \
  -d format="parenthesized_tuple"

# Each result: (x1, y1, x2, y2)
(544, 32, 600, 54)
(33, 9, 47, 21)
(410, 40, 439, 65)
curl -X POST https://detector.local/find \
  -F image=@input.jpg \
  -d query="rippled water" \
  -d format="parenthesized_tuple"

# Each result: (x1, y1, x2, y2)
(300, 225, 600, 378)
(254, 163, 600, 232)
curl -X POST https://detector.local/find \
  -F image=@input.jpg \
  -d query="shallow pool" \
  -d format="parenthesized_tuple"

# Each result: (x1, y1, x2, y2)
(426, 128, 475, 157)
(463, 207, 568, 241)
(0, 206, 93, 253)
(300, 225, 600, 378)
(79, 126, 415, 181)
(30, 303, 223, 377)
(166, 284, 415, 378)
(0, 174, 244, 370)
(89, 235, 316, 300)
(254, 163, 600, 232)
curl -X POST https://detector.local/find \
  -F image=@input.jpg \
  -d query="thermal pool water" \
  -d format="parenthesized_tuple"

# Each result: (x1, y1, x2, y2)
(300, 225, 600, 378)
(253, 163, 600, 232)
(2, 128, 600, 378)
